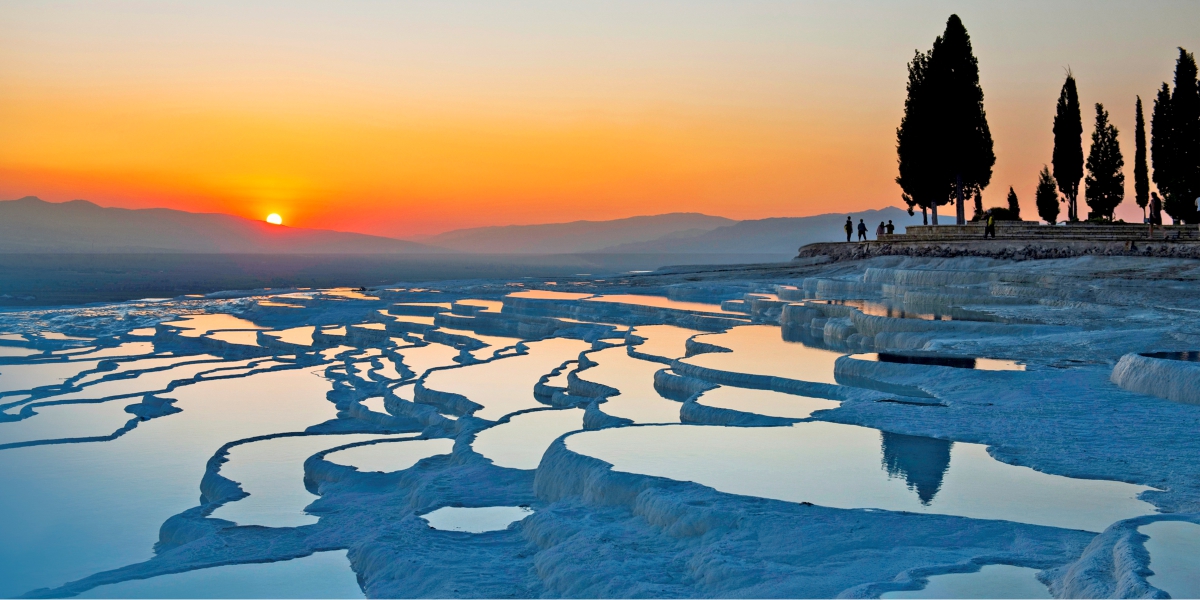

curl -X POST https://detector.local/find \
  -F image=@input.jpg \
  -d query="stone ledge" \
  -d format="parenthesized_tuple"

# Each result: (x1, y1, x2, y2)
(796, 239, 1200, 262)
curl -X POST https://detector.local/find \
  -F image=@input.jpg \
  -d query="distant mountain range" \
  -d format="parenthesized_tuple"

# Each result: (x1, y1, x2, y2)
(0, 197, 437, 254)
(416, 213, 736, 254)
(592, 207, 922, 255)
(0, 197, 921, 256)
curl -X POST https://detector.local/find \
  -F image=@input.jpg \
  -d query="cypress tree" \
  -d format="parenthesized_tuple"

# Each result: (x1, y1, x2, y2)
(1006, 186, 1021, 220)
(1053, 73, 1084, 222)
(1170, 48, 1199, 222)
(896, 49, 949, 224)
(1152, 82, 1175, 219)
(1153, 48, 1200, 223)
(1036, 165, 1060, 224)
(926, 15, 994, 224)
(973, 187, 984, 220)
(1085, 103, 1125, 220)
(1134, 97, 1150, 218)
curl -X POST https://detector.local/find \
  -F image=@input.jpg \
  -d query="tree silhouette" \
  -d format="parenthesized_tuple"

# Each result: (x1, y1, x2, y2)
(1152, 82, 1175, 220)
(927, 15, 994, 224)
(1153, 48, 1200, 223)
(1085, 103, 1125, 220)
(1134, 96, 1150, 218)
(1006, 186, 1021, 220)
(1053, 73, 1084, 222)
(1036, 165, 1060, 224)
(896, 49, 948, 224)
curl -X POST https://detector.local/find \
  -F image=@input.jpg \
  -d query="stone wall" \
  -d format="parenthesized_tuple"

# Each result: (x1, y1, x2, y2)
(797, 238, 1200, 262)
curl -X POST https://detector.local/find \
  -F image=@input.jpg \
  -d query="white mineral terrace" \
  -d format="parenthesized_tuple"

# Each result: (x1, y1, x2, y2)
(1, 255, 1198, 598)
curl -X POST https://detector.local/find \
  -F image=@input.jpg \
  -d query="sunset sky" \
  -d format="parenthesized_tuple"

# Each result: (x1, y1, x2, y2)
(2, 1, 1198, 237)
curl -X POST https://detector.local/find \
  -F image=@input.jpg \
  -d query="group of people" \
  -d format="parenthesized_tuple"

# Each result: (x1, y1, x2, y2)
(844, 217, 895, 242)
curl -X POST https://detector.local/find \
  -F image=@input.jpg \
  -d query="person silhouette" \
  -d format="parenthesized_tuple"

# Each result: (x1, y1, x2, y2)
(875, 221, 885, 238)
(857, 219, 868, 241)
(844, 216, 853, 242)
(885, 220, 895, 235)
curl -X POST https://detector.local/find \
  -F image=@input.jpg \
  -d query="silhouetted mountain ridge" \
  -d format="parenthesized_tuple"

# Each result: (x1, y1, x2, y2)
(591, 207, 922, 254)
(0, 197, 439, 254)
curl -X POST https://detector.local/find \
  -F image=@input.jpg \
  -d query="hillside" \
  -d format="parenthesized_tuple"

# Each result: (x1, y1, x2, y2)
(593, 207, 922, 255)
(419, 213, 735, 254)
(0, 197, 439, 254)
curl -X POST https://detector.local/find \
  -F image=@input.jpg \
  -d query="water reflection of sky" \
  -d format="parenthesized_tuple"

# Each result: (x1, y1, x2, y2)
(566, 422, 1155, 532)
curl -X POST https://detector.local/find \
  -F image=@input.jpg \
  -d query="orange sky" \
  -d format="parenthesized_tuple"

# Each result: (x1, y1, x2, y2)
(2, 2, 1197, 237)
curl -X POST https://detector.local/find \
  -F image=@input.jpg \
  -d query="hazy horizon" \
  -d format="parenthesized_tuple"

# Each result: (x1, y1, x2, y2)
(3, 1, 1198, 237)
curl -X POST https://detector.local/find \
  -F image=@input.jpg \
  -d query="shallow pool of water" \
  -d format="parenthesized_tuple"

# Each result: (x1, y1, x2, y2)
(695, 386, 839, 419)
(682, 325, 845, 385)
(208, 330, 262, 347)
(474, 409, 584, 470)
(163, 314, 265, 337)
(565, 422, 1154, 532)
(0, 360, 104, 394)
(75, 550, 363, 599)
(880, 564, 1050, 599)
(0, 367, 340, 597)
(324, 437, 453, 473)
(1140, 520, 1200, 598)
(507, 290, 594, 300)
(209, 433, 394, 528)
(422, 338, 589, 421)
(586, 294, 740, 315)
(266, 326, 315, 347)
(394, 343, 462, 380)
(0, 346, 39, 358)
(576, 346, 680, 423)
(421, 506, 533, 533)
(629, 325, 704, 361)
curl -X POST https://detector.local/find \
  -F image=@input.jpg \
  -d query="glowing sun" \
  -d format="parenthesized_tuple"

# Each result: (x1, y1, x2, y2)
(265, 213, 283, 225)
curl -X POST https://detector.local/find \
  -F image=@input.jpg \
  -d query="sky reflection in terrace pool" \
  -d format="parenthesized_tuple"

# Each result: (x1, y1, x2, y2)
(695, 386, 838, 419)
(565, 422, 1154, 532)
(75, 550, 364, 599)
(162, 314, 265, 337)
(0, 367, 339, 597)
(629, 325, 704, 361)
(474, 408, 584, 470)
(506, 290, 594, 300)
(324, 437, 451, 473)
(421, 506, 533, 533)
(880, 564, 1050, 599)
(585, 294, 738, 314)
(210, 433, 391, 528)
(682, 325, 844, 385)
(576, 346, 680, 423)
(422, 338, 589, 421)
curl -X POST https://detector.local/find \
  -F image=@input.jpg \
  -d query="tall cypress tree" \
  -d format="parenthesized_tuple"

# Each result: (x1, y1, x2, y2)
(1152, 82, 1175, 219)
(1153, 48, 1200, 223)
(1085, 103, 1125, 220)
(1134, 96, 1150, 218)
(896, 49, 949, 224)
(1053, 73, 1084, 222)
(926, 15, 994, 224)
(1170, 48, 1199, 222)
(1036, 165, 1060, 224)
(1006, 186, 1021, 220)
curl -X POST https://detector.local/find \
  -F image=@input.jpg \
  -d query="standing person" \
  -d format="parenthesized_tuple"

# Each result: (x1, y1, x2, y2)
(844, 216, 853, 242)
(1149, 192, 1162, 239)
(983, 211, 996, 239)
(857, 219, 868, 242)
(885, 220, 895, 235)
(876, 222, 886, 238)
